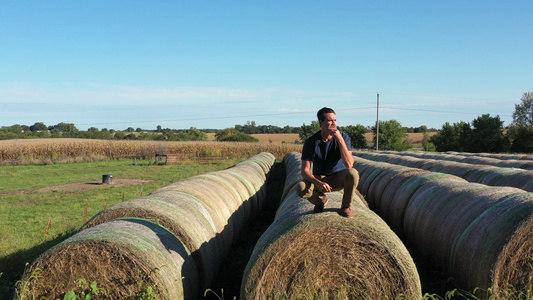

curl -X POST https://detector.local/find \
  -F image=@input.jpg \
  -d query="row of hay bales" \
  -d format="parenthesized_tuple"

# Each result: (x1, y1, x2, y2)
(354, 155, 533, 298)
(16, 152, 276, 300)
(376, 150, 533, 170)
(355, 151, 533, 192)
(240, 152, 422, 299)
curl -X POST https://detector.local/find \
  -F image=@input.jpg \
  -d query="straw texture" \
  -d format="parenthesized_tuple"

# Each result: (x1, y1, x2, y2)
(241, 152, 422, 299)
(18, 152, 276, 299)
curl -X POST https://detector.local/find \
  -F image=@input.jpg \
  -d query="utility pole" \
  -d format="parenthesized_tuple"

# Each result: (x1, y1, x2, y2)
(376, 92, 380, 151)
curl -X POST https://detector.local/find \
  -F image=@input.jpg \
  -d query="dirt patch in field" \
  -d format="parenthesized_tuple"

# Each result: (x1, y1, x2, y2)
(1, 179, 152, 198)
(38, 179, 152, 193)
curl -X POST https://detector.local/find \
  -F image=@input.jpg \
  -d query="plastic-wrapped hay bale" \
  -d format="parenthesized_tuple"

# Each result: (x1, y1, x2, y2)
(153, 180, 237, 255)
(364, 163, 412, 211)
(450, 193, 533, 297)
(358, 151, 397, 162)
(280, 152, 303, 200)
(496, 170, 533, 192)
(357, 163, 389, 207)
(80, 194, 220, 291)
(436, 162, 476, 178)
(197, 172, 253, 219)
(17, 219, 198, 300)
(241, 192, 421, 299)
(418, 159, 443, 171)
(222, 168, 265, 215)
(240, 152, 422, 299)
(388, 155, 426, 168)
(405, 181, 525, 270)
(476, 167, 526, 186)
(380, 172, 459, 237)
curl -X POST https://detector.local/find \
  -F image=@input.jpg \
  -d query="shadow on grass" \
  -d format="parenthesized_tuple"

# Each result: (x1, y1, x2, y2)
(0, 230, 77, 299)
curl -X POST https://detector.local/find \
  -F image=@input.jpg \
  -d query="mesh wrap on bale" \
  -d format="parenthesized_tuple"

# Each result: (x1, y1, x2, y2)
(353, 154, 533, 297)
(240, 152, 422, 299)
(354, 150, 533, 192)
(18, 152, 276, 299)
(81, 193, 221, 290)
(18, 219, 198, 300)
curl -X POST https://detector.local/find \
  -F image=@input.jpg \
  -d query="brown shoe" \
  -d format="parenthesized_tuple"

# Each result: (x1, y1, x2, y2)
(313, 194, 328, 213)
(340, 205, 353, 218)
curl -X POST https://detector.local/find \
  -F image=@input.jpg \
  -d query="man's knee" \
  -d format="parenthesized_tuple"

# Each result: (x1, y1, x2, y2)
(297, 180, 310, 198)
(346, 168, 360, 186)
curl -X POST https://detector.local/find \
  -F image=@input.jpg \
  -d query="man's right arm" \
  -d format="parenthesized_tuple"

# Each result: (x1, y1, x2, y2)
(301, 159, 332, 193)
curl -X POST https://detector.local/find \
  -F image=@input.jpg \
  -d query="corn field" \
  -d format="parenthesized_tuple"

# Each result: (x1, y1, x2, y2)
(0, 139, 302, 164)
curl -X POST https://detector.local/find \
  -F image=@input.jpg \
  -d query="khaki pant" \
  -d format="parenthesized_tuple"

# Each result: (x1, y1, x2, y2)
(297, 168, 359, 208)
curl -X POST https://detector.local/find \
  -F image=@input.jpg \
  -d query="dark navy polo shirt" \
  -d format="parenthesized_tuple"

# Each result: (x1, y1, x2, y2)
(301, 130, 351, 176)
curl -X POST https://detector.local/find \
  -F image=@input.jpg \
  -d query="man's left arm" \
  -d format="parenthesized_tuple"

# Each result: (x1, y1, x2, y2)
(332, 131, 354, 168)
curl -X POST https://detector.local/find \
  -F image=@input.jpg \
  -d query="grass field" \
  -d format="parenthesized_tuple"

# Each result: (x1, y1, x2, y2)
(0, 157, 451, 300)
(0, 158, 244, 298)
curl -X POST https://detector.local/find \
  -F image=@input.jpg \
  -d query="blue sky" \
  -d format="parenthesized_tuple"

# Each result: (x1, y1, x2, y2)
(1, 1, 531, 131)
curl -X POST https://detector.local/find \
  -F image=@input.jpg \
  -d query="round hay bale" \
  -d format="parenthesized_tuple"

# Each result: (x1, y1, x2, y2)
(450, 193, 533, 295)
(462, 165, 499, 183)
(241, 194, 421, 299)
(200, 171, 254, 218)
(365, 164, 412, 212)
(176, 176, 246, 239)
(154, 179, 237, 256)
(388, 155, 424, 168)
(223, 168, 266, 215)
(376, 169, 431, 223)
(280, 152, 303, 200)
(476, 167, 526, 186)
(359, 152, 396, 162)
(17, 219, 198, 300)
(400, 174, 468, 244)
(418, 159, 443, 171)
(381, 172, 456, 237)
(460, 156, 504, 166)
(496, 159, 533, 169)
(239, 152, 276, 175)
(437, 162, 476, 178)
(80, 194, 220, 291)
(492, 213, 533, 298)
(408, 182, 524, 270)
(358, 164, 389, 206)
(496, 171, 533, 192)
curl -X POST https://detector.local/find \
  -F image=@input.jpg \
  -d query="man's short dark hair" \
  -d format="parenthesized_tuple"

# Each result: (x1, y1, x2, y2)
(317, 107, 336, 121)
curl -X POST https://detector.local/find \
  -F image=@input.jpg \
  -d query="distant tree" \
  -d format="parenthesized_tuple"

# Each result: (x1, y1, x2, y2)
(512, 92, 533, 127)
(508, 125, 533, 153)
(113, 131, 126, 139)
(156, 125, 163, 132)
(30, 122, 48, 132)
(88, 127, 99, 132)
(509, 92, 533, 153)
(93, 130, 112, 139)
(339, 125, 368, 149)
(52, 122, 78, 136)
(215, 128, 258, 142)
(136, 128, 143, 133)
(298, 121, 320, 142)
(176, 127, 208, 141)
(6, 124, 24, 134)
(372, 120, 411, 151)
(125, 127, 135, 133)
(430, 121, 471, 152)
(468, 114, 509, 153)
(422, 132, 436, 151)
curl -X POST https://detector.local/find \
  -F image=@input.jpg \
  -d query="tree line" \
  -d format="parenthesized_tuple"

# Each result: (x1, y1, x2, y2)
(2, 92, 532, 153)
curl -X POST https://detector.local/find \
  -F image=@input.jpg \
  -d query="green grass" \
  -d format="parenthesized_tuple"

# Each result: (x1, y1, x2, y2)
(0, 158, 242, 298)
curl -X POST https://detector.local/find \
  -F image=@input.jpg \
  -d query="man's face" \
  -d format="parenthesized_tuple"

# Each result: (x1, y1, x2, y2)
(320, 112, 337, 132)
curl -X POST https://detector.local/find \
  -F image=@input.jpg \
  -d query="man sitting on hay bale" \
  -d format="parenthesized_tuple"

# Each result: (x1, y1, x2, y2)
(297, 107, 359, 217)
